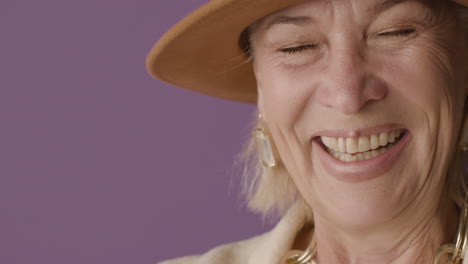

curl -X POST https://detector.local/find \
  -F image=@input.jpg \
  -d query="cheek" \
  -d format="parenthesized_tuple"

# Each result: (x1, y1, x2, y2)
(255, 59, 317, 184)
(379, 37, 465, 179)
(256, 60, 308, 126)
(255, 47, 325, 129)
(378, 35, 463, 121)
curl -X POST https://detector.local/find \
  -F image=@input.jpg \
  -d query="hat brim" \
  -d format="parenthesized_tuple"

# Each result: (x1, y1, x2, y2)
(146, 0, 468, 104)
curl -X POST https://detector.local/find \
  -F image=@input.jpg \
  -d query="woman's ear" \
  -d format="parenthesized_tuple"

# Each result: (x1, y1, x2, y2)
(257, 88, 264, 116)
(253, 60, 266, 117)
(256, 88, 269, 122)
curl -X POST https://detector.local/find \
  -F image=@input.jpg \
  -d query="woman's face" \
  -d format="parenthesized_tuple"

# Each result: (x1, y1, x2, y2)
(252, 0, 467, 228)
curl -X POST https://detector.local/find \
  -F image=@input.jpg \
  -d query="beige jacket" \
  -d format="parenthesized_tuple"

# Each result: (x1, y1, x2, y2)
(159, 204, 467, 264)
(159, 203, 306, 264)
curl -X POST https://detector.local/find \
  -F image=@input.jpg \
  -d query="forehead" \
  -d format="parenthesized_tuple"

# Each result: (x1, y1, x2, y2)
(255, 0, 437, 28)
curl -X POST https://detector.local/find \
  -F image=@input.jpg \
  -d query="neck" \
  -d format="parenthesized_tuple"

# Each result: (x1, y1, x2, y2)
(304, 197, 459, 264)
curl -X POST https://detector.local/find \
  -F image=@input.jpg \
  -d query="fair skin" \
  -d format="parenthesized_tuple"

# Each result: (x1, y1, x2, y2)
(250, 0, 467, 263)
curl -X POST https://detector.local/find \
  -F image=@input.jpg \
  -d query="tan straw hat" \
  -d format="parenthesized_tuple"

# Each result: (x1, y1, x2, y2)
(146, 0, 468, 104)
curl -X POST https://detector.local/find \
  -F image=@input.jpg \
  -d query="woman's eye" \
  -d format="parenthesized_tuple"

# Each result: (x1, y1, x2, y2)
(276, 28, 416, 54)
(376, 27, 416, 37)
(278, 44, 318, 54)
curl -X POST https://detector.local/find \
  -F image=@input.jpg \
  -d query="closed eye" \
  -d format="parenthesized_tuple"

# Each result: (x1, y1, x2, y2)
(377, 27, 416, 37)
(278, 43, 318, 54)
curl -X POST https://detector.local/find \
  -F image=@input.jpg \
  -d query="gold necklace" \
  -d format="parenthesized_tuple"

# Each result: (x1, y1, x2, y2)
(287, 202, 468, 264)
(286, 237, 317, 264)
(433, 201, 468, 264)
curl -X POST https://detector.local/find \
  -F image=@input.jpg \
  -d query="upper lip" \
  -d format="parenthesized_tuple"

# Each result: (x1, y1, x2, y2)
(311, 124, 408, 139)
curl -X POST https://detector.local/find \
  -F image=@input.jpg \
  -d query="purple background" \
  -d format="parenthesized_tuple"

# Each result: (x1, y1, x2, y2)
(2, 0, 271, 263)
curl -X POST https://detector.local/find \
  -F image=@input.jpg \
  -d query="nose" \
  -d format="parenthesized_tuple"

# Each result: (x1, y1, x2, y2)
(316, 43, 387, 115)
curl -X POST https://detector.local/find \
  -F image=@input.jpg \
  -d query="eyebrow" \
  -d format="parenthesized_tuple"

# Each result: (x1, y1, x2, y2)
(374, 0, 409, 14)
(263, 0, 413, 30)
(264, 16, 314, 30)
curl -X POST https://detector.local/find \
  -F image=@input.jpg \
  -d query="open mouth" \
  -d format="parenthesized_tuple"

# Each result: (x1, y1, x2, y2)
(319, 129, 407, 162)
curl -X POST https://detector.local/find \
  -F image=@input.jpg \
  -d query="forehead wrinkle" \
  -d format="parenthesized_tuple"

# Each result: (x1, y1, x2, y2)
(251, 0, 442, 46)
(319, 0, 400, 21)
(374, 0, 410, 14)
(265, 0, 411, 31)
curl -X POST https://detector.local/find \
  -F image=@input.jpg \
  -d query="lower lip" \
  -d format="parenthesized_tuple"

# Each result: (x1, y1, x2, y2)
(313, 132, 412, 182)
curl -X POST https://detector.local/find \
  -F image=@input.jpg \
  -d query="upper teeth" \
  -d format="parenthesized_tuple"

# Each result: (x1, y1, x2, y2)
(321, 130, 402, 154)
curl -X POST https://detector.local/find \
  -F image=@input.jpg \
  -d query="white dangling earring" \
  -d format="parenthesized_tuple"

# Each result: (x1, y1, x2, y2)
(255, 114, 280, 169)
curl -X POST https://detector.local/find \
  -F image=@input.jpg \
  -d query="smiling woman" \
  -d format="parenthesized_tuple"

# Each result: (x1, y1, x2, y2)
(147, 0, 468, 263)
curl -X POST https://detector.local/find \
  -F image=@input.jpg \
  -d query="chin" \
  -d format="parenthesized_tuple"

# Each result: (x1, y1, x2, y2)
(306, 147, 424, 229)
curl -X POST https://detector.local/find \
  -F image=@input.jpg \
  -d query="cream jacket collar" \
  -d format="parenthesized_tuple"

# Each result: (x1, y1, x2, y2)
(160, 203, 467, 264)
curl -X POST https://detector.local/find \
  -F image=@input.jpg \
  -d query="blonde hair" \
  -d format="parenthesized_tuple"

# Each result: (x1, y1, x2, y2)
(239, 116, 313, 221)
(238, 2, 468, 220)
